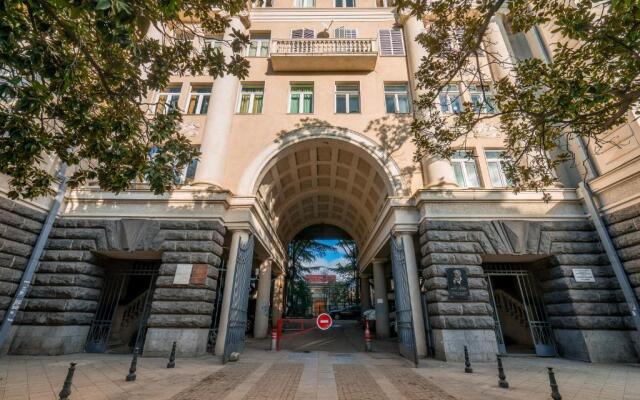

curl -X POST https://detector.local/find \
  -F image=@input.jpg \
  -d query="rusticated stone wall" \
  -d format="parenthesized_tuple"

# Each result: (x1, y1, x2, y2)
(0, 197, 45, 321)
(9, 217, 225, 356)
(605, 204, 640, 303)
(419, 219, 637, 363)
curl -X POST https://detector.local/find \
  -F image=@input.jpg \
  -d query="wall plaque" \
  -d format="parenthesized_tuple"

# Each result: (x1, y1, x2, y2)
(173, 263, 193, 285)
(572, 268, 596, 283)
(447, 268, 470, 300)
(190, 263, 209, 285)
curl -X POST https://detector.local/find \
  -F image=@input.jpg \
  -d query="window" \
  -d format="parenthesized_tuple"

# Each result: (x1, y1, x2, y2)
(289, 83, 314, 114)
(438, 84, 462, 114)
(379, 29, 405, 56)
(451, 151, 480, 188)
(335, 0, 354, 7)
(485, 150, 510, 187)
(468, 85, 497, 113)
(237, 83, 264, 114)
(291, 29, 315, 39)
(247, 33, 270, 57)
(175, 150, 199, 185)
(294, 0, 314, 7)
(155, 86, 181, 115)
(335, 83, 360, 113)
(334, 27, 357, 39)
(203, 34, 223, 50)
(384, 83, 410, 113)
(185, 86, 211, 115)
(376, 0, 395, 6)
(252, 0, 273, 7)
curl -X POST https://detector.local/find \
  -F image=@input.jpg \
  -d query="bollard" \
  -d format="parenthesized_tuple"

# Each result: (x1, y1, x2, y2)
(167, 341, 176, 368)
(364, 319, 373, 352)
(547, 367, 562, 400)
(271, 328, 277, 351)
(58, 362, 77, 400)
(464, 345, 473, 373)
(126, 348, 139, 382)
(496, 354, 509, 389)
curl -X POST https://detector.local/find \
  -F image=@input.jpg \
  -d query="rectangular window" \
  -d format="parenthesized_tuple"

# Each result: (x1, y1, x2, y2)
(376, 0, 395, 6)
(247, 33, 270, 57)
(252, 0, 273, 7)
(384, 83, 410, 113)
(291, 28, 315, 39)
(237, 83, 264, 114)
(294, 0, 314, 7)
(468, 85, 497, 113)
(203, 33, 223, 50)
(334, 27, 357, 39)
(335, 83, 360, 114)
(451, 151, 480, 188)
(155, 86, 181, 115)
(485, 150, 510, 188)
(185, 86, 211, 115)
(289, 83, 314, 114)
(438, 84, 462, 114)
(175, 148, 200, 184)
(379, 29, 405, 56)
(335, 0, 355, 7)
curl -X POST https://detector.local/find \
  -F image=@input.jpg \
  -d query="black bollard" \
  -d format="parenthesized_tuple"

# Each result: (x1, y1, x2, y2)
(167, 341, 177, 368)
(464, 345, 473, 373)
(547, 367, 562, 400)
(126, 348, 139, 382)
(58, 362, 77, 400)
(496, 354, 509, 389)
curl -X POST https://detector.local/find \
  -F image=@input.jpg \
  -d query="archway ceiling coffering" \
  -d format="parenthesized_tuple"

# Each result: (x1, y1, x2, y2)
(256, 139, 394, 246)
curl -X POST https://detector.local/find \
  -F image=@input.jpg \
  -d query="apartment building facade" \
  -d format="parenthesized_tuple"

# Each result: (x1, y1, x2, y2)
(1, 1, 640, 364)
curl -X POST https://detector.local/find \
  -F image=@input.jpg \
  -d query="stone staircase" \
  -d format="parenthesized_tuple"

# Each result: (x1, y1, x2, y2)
(494, 289, 533, 349)
(108, 290, 149, 353)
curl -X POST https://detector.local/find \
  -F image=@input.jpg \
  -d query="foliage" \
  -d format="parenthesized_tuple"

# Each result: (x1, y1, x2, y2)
(399, 0, 640, 194)
(288, 277, 313, 317)
(0, 0, 250, 199)
(333, 239, 359, 302)
(284, 239, 332, 316)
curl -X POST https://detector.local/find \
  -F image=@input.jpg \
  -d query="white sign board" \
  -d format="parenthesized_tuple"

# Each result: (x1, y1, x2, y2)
(173, 263, 193, 285)
(572, 268, 595, 283)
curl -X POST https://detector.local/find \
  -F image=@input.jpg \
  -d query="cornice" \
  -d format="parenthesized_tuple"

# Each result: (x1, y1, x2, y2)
(249, 7, 396, 21)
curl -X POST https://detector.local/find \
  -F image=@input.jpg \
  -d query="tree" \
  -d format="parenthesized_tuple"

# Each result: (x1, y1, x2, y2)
(333, 239, 358, 304)
(0, 0, 250, 199)
(284, 239, 332, 316)
(401, 0, 640, 194)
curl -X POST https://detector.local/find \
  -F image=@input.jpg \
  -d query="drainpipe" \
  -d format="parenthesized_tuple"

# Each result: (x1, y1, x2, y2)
(0, 163, 68, 351)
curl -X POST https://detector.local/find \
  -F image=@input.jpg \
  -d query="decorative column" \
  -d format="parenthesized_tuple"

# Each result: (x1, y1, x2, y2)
(372, 260, 390, 338)
(360, 276, 372, 310)
(253, 259, 272, 339)
(193, 15, 249, 187)
(395, 232, 428, 358)
(214, 229, 250, 356)
(271, 273, 285, 326)
(424, 157, 459, 188)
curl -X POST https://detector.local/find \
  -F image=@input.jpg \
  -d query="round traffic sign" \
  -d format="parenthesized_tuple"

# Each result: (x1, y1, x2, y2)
(316, 313, 333, 330)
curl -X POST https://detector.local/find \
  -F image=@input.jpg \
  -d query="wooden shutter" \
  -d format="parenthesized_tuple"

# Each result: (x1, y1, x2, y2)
(379, 28, 404, 55)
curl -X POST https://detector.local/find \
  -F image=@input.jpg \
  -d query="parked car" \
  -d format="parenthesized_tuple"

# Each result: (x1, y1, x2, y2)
(329, 305, 361, 320)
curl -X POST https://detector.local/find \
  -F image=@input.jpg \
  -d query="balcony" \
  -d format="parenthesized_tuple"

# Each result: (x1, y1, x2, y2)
(270, 38, 378, 72)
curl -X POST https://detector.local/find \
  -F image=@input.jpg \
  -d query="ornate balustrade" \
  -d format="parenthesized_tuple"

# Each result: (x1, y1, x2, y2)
(269, 38, 378, 71)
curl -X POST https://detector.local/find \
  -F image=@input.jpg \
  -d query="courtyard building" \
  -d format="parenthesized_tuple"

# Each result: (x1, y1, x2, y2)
(1, 0, 640, 367)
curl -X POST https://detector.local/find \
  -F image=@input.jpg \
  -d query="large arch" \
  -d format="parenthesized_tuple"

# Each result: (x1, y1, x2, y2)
(243, 128, 403, 247)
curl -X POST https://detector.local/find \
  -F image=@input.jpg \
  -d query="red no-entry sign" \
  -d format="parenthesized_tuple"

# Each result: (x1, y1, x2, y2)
(316, 313, 333, 330)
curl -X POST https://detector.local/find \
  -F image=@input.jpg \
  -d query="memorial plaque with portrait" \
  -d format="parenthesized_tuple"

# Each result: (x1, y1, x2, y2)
(446, 268, 470, 299)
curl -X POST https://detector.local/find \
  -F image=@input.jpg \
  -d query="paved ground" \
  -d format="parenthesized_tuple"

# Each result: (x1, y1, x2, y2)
(1, 321, 639, 400)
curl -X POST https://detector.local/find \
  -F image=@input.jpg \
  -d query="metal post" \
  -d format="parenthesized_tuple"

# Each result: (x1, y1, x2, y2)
(496, 354, 509, 389)
(167, 341, 176, 368)
(464, 345, 473, 373)
(0, 164, 68, 350)
(547, 367, 562, 400)
(126, 348, 139, 381)
(58, 362, 76, 400)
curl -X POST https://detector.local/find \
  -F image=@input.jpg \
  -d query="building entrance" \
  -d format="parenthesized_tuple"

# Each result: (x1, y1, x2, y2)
(485, 263, 556, 357)
(85, 261, 159, 354)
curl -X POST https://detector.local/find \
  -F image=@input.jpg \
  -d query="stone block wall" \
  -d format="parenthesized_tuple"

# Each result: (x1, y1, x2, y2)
(604, 203, 640, 303)
(0, 197, 45, 322)
(419, 219, 637, 363)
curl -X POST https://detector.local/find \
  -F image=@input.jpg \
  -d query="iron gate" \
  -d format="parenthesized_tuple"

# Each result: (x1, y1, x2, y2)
(85, 262, 159, 353)
(390, 234, 418, 366)
(223, 234, 255, 363)
(207, 258, 227, 353)
(485, 263, 556, 357)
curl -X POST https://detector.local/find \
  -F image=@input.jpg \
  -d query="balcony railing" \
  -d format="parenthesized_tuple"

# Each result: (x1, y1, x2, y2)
(270, 38, 378, 71)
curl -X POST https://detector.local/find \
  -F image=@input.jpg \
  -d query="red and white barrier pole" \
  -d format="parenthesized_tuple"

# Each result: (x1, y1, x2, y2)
(271, 328, 277, 351)
(364, 319, 373, 352)
(276, 318, 283, 351)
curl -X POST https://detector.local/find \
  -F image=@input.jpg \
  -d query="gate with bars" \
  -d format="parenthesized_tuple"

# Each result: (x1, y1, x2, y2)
(390, 234, 418, 366)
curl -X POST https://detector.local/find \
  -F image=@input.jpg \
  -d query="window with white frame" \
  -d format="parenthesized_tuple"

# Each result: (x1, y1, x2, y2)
(237, 83, 264, 114)
(252, 0, 273, 7)
(203, 33, 223, 50)
(289, 83, 314, 114)
(335, 83, 360, 113)
(334, 27, 357, 39)
(291, 28, 315, 39)
(379, 29, 405, 56)
(247, 33, 270, 57)
(175, 147, 200, 184)
(294, 0, 314, 8)
(185, 86, 211, 115)
(451, 151, 480, 188)
(485, 150, 510, 187)
(438, 84, 462, 114)
(384, 83, 410, 113)
(468, 85, 497, 113)
(335, 0, 354, 7)
(376, 0, 395, 6)
(155, 86, 181, 115)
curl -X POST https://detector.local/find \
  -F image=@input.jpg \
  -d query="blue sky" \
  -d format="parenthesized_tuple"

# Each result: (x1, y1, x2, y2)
(301, 239, 349, 274)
